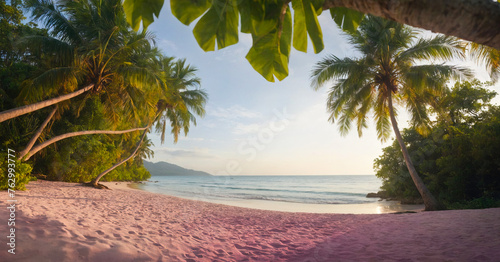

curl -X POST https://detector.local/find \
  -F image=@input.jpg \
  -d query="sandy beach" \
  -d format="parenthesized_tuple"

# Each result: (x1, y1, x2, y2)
(1, 180, 499, 261)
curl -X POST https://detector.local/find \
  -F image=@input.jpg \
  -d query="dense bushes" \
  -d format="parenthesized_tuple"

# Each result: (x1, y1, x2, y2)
(375, 81, 500, 209)
(0, 152, 35, 190)
(30, 97, 151, 183)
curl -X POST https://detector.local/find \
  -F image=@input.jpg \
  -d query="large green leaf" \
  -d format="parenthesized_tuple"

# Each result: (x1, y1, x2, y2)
(280, 7, 292, 59)
(192, 0, 239, 51)
(292, 0, 307, 52)
(170, 0, 211, 25)
(303, 0, 324, 53)
(330, 7, 365, 34)
(292, 0, 324, 53)
(124, 0, 329, 82)
(238, 0, 265, 34)
(246, 7, 292, 82)
(246, 33, 288, 82)
(123, 0, 164, 31)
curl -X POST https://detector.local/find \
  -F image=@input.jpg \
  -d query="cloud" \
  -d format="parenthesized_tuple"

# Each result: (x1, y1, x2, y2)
(158, 39, 178, 52)
(154, 148, 215, 159)
(232, 123, 263, 135)
(208, 105, 261, 120)
(178, 137, 205, 142)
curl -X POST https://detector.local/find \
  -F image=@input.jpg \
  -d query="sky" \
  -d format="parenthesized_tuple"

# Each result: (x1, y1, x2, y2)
(144, 4, 499, 176)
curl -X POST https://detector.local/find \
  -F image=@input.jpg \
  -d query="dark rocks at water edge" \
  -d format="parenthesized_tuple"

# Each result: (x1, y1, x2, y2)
(366, 191, 424, 204)
(143, 160, 212, 177)
(366, 191, 389, 199)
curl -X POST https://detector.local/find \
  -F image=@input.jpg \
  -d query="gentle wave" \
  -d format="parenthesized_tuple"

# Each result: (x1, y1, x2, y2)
(139, 175, 381, 205)
(198, 184, 367, 197)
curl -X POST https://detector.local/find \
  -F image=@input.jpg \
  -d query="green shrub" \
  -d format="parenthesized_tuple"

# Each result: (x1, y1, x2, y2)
(0, 152, 35, 190)
(446, 197, 500, 210)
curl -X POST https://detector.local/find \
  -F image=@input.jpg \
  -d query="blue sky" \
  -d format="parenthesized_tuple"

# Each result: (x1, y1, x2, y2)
(145, 5, 499, 176)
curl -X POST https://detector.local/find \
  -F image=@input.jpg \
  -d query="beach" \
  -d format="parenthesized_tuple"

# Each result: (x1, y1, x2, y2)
(1, 180, 499, 261)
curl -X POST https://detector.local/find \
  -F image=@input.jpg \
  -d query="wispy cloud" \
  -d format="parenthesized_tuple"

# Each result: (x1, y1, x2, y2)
(232, 123, 263, 135)
(154, 148, 215, 159)
(158, 39, 178, 52)
(208, 105, 261, 120)
(178, 137, 205, 142)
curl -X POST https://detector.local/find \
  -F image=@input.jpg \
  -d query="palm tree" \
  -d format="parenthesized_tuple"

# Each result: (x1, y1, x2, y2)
(12, 0, 163, 160)
(155, 57, 207, 143)
(0, 0, 160, 124)
(89, 58, 208, 188)
(311, 15, 471, 211)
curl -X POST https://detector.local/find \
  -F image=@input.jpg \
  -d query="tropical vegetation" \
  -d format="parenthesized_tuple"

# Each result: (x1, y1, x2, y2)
(375, 80, 500, 209)
(310, 15, 472, 210)
(0, 0, 206, 189)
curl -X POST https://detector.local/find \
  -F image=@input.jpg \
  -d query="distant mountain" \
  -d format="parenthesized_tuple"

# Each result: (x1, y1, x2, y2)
(143, 160, 212, 176)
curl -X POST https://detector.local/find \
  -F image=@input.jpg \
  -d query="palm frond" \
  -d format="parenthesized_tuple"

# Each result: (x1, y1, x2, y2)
(17, 67, 79, 103)
(468, 42, 500, 82)
(374, 93, 391, 141)
(25, 0, 83, 45)
(398, 35, 465, 63)
(311, 55, 363, 90)
(17, 35, 75, 66)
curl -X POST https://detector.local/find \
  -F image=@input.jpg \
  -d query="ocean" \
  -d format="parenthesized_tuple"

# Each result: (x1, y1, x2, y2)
(133, 175, 423, 214)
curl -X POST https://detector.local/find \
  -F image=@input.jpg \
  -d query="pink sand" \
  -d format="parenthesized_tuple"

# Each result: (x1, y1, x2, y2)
(1, 180, 499, 261)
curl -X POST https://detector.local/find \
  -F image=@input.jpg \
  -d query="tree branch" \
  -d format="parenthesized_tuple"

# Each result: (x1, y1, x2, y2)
(323, 0, 500, 50)
(24, 126, 148, 160)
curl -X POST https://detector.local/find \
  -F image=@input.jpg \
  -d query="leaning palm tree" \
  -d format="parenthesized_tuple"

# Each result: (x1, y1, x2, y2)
(89, 58, 207, 188)
(14, 0, 162, 160)
(1, 0, 159, 124)
(311, 15, 471, 211)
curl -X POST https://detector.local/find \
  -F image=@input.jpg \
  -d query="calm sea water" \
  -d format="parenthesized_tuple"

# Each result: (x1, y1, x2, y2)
(135, 175, 382, 205)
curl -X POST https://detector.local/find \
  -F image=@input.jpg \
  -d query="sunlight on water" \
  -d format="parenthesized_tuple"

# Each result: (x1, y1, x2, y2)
(135, 175, 424, 214)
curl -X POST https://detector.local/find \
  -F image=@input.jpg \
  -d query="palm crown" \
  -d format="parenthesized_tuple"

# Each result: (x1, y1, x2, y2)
(311, 15, 472, 211)
(155, 57, 208, 144)
(21, 0, 161, 128)
(311, 15, 471, 141)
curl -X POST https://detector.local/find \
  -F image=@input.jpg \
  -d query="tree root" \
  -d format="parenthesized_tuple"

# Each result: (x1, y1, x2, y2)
(82, 182, 110, 190)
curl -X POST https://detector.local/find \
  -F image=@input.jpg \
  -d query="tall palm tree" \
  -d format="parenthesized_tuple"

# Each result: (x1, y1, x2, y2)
(12, 0, 162, 160)
(89, 58, 208, 187)
(155, 57, 207, 143)
(311, 15, 471, 211)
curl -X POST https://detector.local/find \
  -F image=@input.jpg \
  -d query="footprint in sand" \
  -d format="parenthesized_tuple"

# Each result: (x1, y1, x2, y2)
(235, 244, 260, 251)
(83, 235, 97, 241)
(35, 229, 48, 236)
(96, 230, 105, 235)
(128, 231, 136, 235)
(269, 242, 286, 248)
(153, 243, 164, 249)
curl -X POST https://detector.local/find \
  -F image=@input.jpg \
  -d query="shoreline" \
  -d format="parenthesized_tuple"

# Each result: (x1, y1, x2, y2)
(127, 180, 425, 214)
(1, 180, 499, 261)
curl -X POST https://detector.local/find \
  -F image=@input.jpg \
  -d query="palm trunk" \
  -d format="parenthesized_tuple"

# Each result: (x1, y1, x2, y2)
(23, 126, 148, 161)
(387, 92, 443, 211)
(19, 105, 58, 160)
(323, 0, 500, 50)
(0, 84, 94, 123)
(90, 125, 149, 187)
